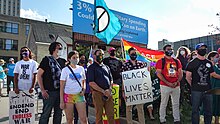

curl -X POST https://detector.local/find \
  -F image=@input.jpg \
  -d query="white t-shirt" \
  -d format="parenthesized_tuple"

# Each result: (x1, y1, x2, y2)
(14, 59, 38, 90)
(60, 65, 86, 94)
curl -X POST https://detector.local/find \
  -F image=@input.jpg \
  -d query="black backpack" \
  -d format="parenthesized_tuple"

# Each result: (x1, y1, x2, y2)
(161, 57, 179, 70)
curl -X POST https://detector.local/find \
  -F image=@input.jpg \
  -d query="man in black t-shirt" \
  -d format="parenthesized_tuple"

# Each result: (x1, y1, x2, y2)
(37, 42, 66, 124)
(186, 43, 220, 124)
(103, 47, 125, 115)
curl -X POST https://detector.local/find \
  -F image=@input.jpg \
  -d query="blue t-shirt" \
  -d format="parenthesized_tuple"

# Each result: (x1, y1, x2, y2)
(7, 63, 15, 76)
(0, 66, 6, 79)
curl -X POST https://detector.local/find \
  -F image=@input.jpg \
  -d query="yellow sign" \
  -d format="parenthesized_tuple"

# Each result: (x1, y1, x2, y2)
(103, 84, 120, 123)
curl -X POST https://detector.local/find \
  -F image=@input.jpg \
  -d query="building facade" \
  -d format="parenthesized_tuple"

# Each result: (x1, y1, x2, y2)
(158, 39, 173, 50)
(0, 14, 28, 62)
(0, 0, 20, 17)
(173, 34, 220, 53)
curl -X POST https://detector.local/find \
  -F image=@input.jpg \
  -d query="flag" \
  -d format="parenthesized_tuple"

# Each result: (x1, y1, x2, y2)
(88, 46, 93, 61)
(122, 38, 164, 63)
(94, 0, 122, 44)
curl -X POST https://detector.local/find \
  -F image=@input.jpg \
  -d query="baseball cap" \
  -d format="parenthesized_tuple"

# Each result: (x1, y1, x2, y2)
(195, 43, 207, 50)
(218, 48, 220, 54)
(108, 47, 116, 53)
(9, 58, 14, 61)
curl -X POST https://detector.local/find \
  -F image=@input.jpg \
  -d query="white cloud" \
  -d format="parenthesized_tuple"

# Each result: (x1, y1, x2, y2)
(20, 9, 50, 21)
(147, 0, 220, 49)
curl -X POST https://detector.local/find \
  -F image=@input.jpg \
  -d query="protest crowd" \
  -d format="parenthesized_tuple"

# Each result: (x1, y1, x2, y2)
(1, 40, 220, 124)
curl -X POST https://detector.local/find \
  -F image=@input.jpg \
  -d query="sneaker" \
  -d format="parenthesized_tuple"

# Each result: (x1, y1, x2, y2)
(150, 116, 155, 120)
(174, 121, 181, 124)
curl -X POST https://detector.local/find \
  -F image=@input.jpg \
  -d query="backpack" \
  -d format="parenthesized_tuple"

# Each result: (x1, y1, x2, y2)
(161, 58, 179, 70)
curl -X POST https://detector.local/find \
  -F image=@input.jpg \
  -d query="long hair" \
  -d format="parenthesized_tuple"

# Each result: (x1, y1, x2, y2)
(67, 50, 79, 65)
(176, 46, 191, 58)
(207, 51, 218, 60)
(20, 46, 32, 60)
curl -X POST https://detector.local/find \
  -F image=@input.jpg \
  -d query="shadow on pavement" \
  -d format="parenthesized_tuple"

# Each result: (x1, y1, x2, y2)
(0, 116, 9, 122)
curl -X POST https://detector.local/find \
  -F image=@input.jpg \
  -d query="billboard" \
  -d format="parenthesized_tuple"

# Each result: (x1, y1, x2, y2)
(73, 0, 148, 44)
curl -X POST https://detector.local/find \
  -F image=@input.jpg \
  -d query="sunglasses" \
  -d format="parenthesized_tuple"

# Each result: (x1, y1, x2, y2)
(21, 50, 28, 52)
(167, 49, 173, 51)
(57, 47, 62, 50)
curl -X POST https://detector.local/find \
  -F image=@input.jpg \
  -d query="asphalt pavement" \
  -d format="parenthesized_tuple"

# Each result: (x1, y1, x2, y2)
(0, 88, 138, 124)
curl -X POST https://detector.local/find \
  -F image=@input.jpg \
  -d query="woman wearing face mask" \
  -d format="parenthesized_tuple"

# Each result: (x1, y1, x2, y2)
(14, 47, 38, 94)
(189, 51, 197, 61)
(176, 46, 191, 105)
(60, 51, 88, 124)
(207, 51, 220, 124)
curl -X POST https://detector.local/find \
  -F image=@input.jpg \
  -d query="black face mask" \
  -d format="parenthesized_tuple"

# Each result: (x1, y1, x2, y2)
(110, 51, 115, 56)
(79, 60, 86, 64)
(165, 50, 173, 56)
(197, 49, 207, 56)
(130, 53, 137, 60)
(96, 55, 103, 63)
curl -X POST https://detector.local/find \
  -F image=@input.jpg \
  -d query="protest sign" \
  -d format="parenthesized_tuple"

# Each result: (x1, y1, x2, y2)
(9, 91, 35, 124)
(122, 68, 153, 106)
(103, 84, 119, 124)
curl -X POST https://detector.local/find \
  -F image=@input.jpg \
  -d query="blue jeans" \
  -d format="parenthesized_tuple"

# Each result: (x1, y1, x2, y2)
(39, 91, 62, 124)
(191, 91, 212, 124)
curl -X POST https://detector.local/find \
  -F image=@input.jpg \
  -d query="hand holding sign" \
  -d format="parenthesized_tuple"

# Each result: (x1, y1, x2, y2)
(122, 68, 153, 106)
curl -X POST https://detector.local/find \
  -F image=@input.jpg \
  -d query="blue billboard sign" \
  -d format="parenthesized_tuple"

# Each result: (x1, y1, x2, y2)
(73, 0, 148, 44)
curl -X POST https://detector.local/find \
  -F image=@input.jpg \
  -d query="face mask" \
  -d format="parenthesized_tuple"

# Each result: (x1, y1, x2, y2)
(130, 53, 137, 60)
(214, 57, 219, 64)
(197, 49, 206, 56)
(180, 50, 185, 55)
(96, 55, 103, 63)
(192, 55, 197, 59)
(57, 50, 63, 57)
(79, 60, 86, 64)
(110, 51, 115, 56)
(22, 51, 29, 58)
(165, 50, 173, 56)
(69, 59, 79, 65)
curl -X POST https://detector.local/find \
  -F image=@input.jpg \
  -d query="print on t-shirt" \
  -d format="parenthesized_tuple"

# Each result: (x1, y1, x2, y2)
(69, 73, 81, 81)
(197, 64, 210, 86)
(20, 64, 30, 80)
(166, 62, 177, 77)
(109, 59, 120, 71)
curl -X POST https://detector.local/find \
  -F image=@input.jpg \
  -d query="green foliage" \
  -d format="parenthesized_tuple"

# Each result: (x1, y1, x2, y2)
(76, 45, 91, 58)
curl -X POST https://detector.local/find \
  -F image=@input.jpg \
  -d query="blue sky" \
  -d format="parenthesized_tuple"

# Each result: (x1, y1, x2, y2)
(21, 0, 220, 49)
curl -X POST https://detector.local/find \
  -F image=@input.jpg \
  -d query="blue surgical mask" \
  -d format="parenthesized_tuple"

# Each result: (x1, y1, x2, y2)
(214, 57, 219, 64)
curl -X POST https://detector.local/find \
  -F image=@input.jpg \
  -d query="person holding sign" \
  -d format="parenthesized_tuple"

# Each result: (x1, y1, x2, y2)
(87, 49, 115, 124)
(14, 47, 38, 94)
(122, 47, 147, 124)
(60, 51, 88, 124)
(156, 44, 182, 124)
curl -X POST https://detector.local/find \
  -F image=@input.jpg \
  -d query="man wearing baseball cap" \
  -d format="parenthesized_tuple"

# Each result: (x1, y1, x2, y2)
(186, 43, 220, 124)
(103, 47, 125, 116)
